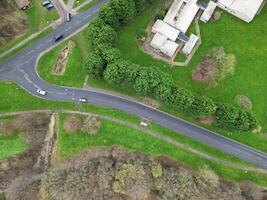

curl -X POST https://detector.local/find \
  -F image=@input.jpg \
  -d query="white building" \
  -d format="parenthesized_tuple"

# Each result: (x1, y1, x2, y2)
(217, 0, 265, 23)
(182, 34, 199, 55)
(152, 20, 180, 41)
(200, 1, 217, 23)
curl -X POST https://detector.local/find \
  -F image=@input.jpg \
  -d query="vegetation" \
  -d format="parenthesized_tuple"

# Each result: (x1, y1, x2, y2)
(85, 0, 257, 132)
(0, 134, 28, 160)
(58, 114, 267, 186)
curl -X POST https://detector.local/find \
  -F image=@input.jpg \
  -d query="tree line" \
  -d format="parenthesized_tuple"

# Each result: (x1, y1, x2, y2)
(84, 0, 257, 132)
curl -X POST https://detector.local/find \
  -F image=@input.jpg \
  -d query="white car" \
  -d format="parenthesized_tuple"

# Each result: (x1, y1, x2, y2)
(37, 88, 47, 96)
(79, 98, 87, 103)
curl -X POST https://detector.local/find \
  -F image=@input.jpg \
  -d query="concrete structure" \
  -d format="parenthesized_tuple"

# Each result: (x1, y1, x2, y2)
(15, 0, 31, 10)
(151, 33, 179, 58)
(217, 0, 265, 22)
(152, 20, 180, 41)
(182, 34, 199, 55)
(200, 1, 217, 22)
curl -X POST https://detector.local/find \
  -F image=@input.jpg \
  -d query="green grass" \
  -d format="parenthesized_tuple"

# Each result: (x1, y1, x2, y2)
(37, 41, 85, 88)
(77, 0, 99, 12)
(0, 0, 59, 56)
(0, 134, 28, 160)
(58, 113, 267, 186)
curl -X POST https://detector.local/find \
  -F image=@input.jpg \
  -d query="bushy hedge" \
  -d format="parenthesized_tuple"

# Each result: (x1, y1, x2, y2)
(85, 0, 257, 132)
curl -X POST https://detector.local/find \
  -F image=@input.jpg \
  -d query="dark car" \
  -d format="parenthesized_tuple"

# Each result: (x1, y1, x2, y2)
(54, 34, 63, 42)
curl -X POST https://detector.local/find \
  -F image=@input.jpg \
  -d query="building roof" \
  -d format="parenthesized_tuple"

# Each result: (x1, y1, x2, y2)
(163, 0, 184, 25)
(151, 33, 168, 50)
(160, 40, 179, 58)
(218, 0, 264, 22)
(15, 0, 30, 8)
(200, 1, 217, 22)
(151, 20, 180, 41)
(174, 0, 200, 33)
(182, 34, 199, 55)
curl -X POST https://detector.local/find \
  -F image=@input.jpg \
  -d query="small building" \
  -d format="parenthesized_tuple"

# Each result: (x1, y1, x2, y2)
(151, 33, 179, 58)
(217, 0, 265, 23)
(15, 0, 31, 10)
(152, 20, 180, 42)
(200, 1, 217, 23)
(182, 34, 199, 55)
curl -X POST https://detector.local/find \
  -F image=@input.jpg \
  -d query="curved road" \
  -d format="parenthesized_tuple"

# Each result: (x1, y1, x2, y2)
(1, 0, 267, 169)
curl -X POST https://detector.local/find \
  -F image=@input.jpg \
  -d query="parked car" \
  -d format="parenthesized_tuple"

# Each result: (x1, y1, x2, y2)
(66, 13, 71, 22)
(37, 89, 47, 96)
(79, 98, 87, 103)
(54, 34, 63, 42)
(42, 0, 50, 7)
(46, 3, 54, 10)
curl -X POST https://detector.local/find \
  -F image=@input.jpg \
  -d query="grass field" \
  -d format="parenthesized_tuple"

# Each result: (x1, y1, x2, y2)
(0, 134, 28, 160)
(58, 113, 267, 186)
(37, 41, 85, 88)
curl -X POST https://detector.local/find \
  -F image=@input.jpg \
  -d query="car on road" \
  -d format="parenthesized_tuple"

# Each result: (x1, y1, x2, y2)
(66, 13, 71, 22)
(54, 34, 64, 42)
(79, 98, 87, 103)
(37, 89, 47, 96)
(42, 0, 50, 6)
(46, 3, 54, 10)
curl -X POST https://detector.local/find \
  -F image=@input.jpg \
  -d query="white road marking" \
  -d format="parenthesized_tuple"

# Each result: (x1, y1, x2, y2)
(56, 92, 67, 95)
(26, 50, 34, 56)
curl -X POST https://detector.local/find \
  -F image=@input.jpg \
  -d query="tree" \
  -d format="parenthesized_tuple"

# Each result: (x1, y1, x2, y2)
(109, 0, 136, 24)
(170, 87, 195, 112)
(99, 5, 120, 29)
(102, 48, 122, 64)
(88, 17, 117, 55)
(188, 95, 217, 117)
(103, 60, 131, 84)
(84, 52, 105, 78)
(133, 0, 145, 14)
(215, 103, 257, 131)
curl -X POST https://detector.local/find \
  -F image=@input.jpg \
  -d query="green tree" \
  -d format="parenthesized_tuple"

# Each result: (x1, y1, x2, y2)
(99, 5, 120, 29)
(84, 52, 105, 78)
(133, 0, 145, 14)
(103, 48, 122, 64)
(188, 95, 217, 117)
(110, 0, 136, 24)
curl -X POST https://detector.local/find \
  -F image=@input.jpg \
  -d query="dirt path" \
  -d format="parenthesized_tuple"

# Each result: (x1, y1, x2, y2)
(1, 109, 267, 174)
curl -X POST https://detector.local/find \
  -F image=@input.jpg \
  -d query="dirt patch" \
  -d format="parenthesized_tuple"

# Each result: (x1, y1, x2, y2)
(0, 119, 20, 136)
(192, 55, 218, 85)
(235, 95, 253, 110)
(198, 116, 216, 125)
(192, 47, 235, 87)
(0, 0, 29, 46)
(63, 115, 82, 133)
(142, 97, 160, 109)
(82, 115, 101, 135)
(53, 41, 75, 75)
(211, 11, 222, 22)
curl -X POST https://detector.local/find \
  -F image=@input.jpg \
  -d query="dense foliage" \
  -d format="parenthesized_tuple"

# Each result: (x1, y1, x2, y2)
(85, 0, 257, 131)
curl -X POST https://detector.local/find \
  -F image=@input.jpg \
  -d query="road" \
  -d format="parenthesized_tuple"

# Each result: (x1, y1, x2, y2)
(0, 0, 267, 169)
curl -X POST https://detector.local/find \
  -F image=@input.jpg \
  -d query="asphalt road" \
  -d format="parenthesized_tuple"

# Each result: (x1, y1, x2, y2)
(1, 0, 267, 169)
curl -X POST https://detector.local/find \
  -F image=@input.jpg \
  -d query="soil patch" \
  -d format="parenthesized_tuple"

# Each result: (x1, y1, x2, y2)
(53, 41, 75, 75)
(211, 11, 222, 22)
(142, 97, 160, 109)
(198, 116, 216, 125)
(235, 95, 253, 110)
(0, 0, 29, 46)
(63, 115, 82, 133)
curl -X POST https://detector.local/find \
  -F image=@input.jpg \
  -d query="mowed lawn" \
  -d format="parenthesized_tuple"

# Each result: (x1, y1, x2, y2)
(116, 4, 267, 130)
(57, 113, 267, 186)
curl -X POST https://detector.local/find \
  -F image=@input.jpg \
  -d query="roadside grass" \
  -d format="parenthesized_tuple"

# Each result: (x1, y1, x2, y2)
(0, 134, 28, 160)
(58, 113, 267, 186)
(0, 0, 58, 57)
(76, 0, 99, 12)
(37, 41, 85, 88)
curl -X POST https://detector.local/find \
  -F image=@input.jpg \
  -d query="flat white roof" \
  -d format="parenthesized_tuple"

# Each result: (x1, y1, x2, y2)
(164, 0, 184, 25)
(200, 1, 217, 22)
(152, 20, 180, 41)
(182, 34, 199, 55)
(160, 40, 179, 58)
(218, 0, 264, 22)
(174, 0, 199, 33)
(151, 33, 168, 50)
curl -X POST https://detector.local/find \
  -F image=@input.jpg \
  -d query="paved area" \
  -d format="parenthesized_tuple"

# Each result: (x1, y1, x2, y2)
(1, 0, 267, 170)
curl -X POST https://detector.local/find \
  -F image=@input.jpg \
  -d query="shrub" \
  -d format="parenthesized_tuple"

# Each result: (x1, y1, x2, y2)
(215, 103, 257, 131)
(109, 0, 136, 24)
(136, 29, 147, 43)
(84, 52, 106, 78)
